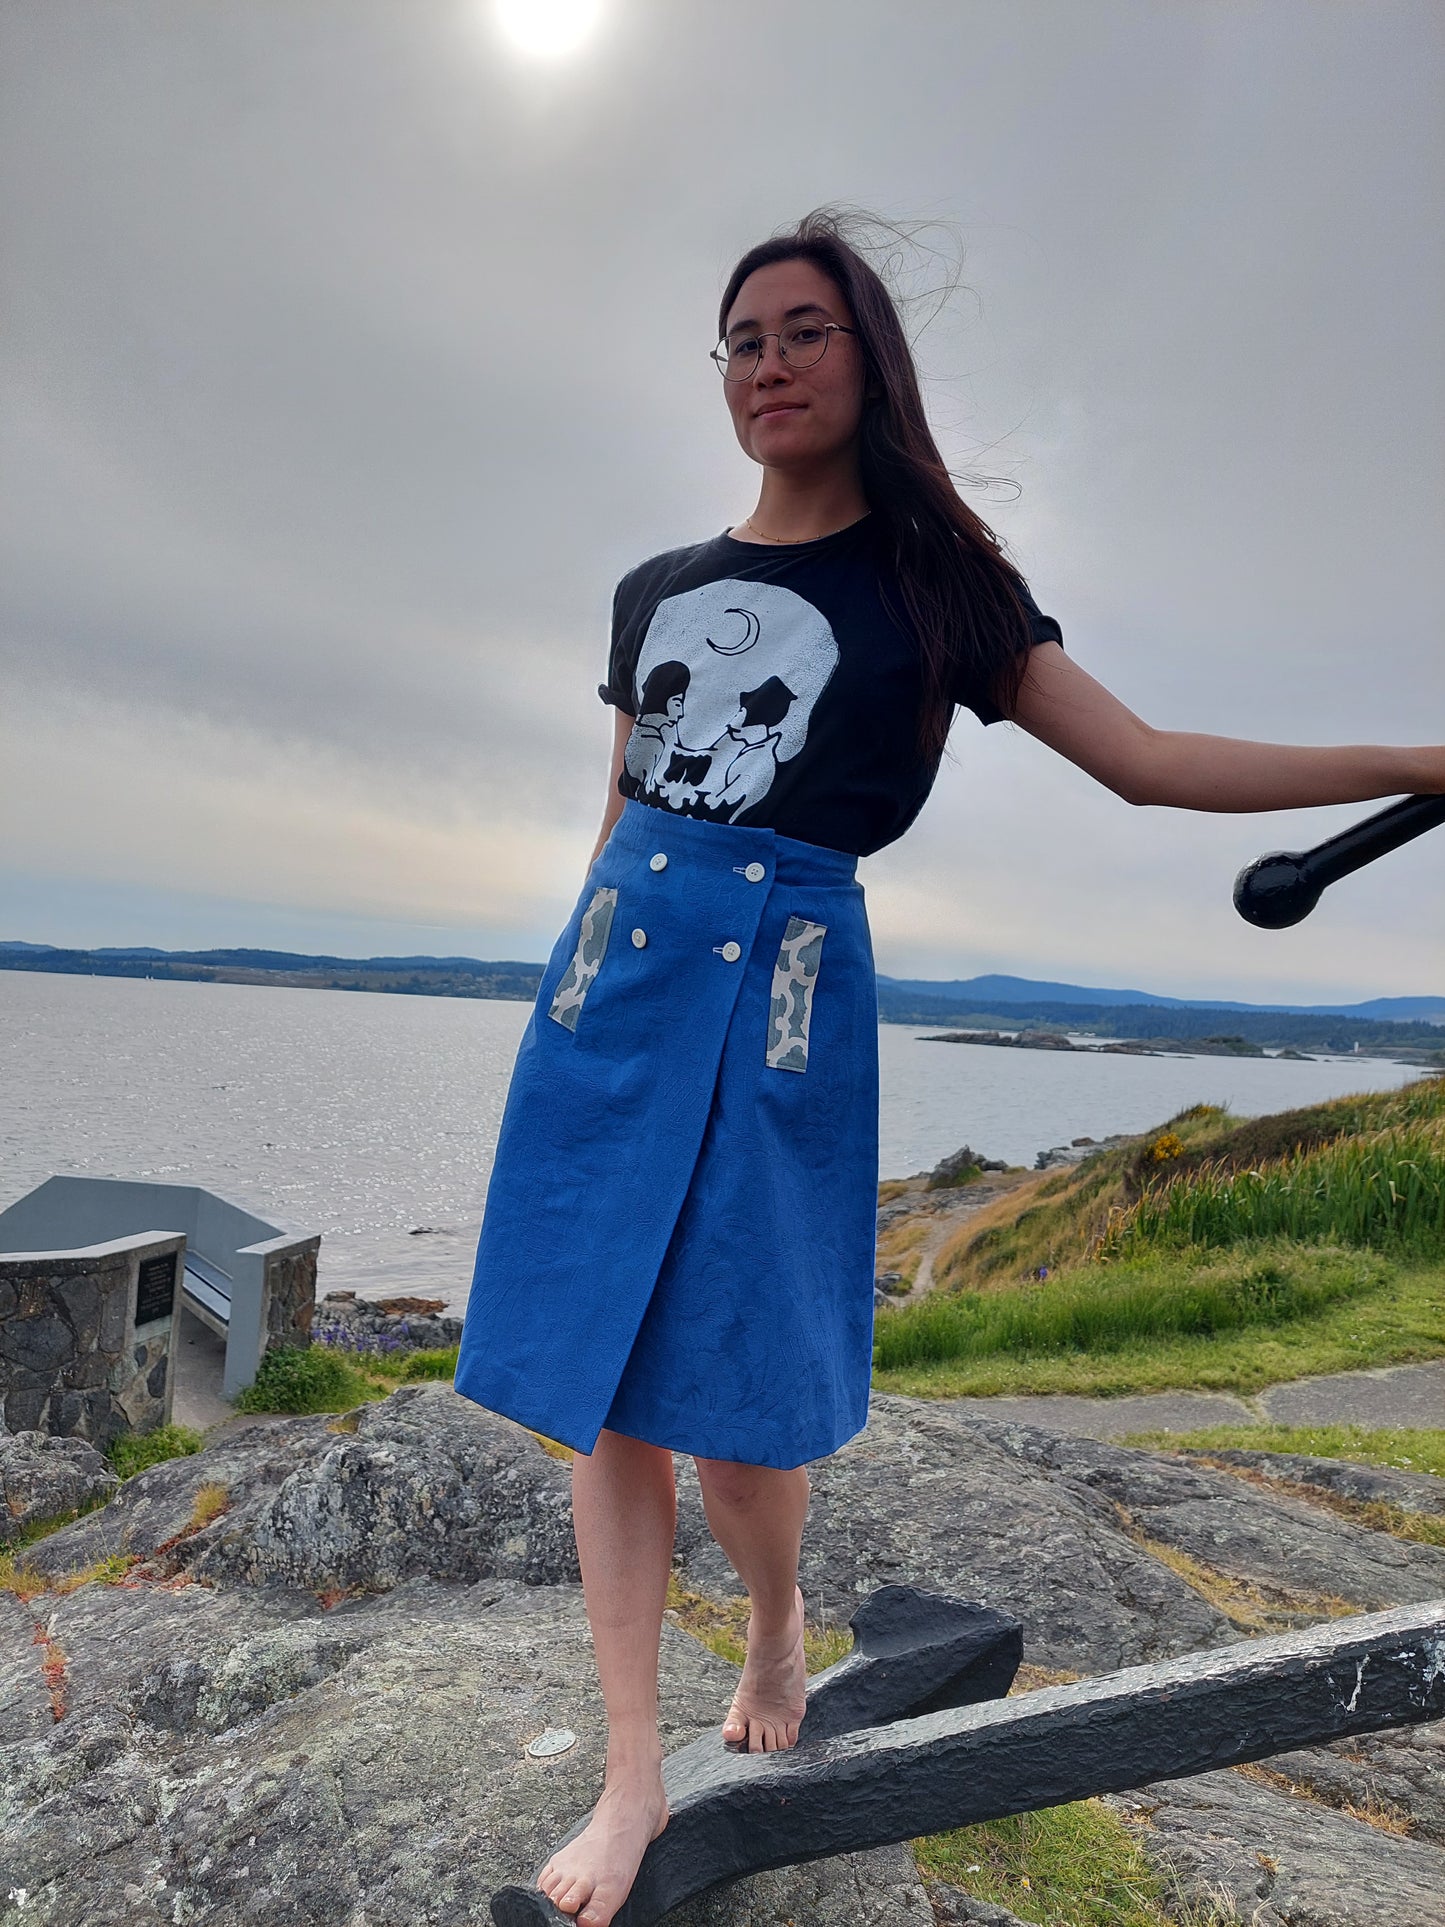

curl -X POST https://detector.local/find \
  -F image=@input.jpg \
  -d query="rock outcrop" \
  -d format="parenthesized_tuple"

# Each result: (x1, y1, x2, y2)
(0, 1423, 119, 1538)
(12, 1387, 579, 1592)
(950, 1414, 1445, 1619)
(0, 1572, 935, 1926)
(1108, 1767, 1445, 1927)
(1173, 1443, 1445, 1518)
(676, 1397, 1235, 1674)
(3, 1384, 1443, 1926)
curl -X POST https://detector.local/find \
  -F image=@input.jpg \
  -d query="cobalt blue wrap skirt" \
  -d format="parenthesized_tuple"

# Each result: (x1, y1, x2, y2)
(452, 798, 880, 1469)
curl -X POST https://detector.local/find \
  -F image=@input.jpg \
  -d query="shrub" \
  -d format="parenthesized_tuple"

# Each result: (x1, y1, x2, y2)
(108, 1423, 204, 1480)
(400, 1346, 460, 1381)
(233, 1342, 356, 1414)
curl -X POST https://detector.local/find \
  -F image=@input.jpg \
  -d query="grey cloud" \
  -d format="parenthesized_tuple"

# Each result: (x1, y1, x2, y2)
(1, 0, 1440, 989)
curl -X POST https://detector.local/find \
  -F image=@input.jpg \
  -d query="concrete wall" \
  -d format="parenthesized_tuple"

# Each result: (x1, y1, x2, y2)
(0, 1234, 183, 1448)
(0, 1178, 320, 1404)
(0, 1176, 273, 1257)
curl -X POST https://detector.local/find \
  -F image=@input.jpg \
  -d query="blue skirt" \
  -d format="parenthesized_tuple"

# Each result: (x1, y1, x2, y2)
(452, 799, 879, 1469)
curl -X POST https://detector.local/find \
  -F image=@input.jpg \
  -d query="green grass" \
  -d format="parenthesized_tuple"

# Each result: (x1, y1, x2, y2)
(913, 1798, 1204, 1927)
(872, 1253, 1444, 1398)
(874, 1241, 1382, 1374)
(879, 1077, 1445, 1400)
(233, 1338, 462, 1415)
(1107, 1121, 1445, 1260)
(233, 1341, 388, 1415)
(933, 1080, 1445, 1297)
(106, 1421, 205, 1479)
(391, 1345, 461, 1381)
(1118, 1423, 1445, 1481)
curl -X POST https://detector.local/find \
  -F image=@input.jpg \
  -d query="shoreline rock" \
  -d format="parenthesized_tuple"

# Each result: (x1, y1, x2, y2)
(314, 1289, 463, 1355)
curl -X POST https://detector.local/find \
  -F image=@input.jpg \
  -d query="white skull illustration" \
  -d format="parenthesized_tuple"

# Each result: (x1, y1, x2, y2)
(626, 579, 840, 822)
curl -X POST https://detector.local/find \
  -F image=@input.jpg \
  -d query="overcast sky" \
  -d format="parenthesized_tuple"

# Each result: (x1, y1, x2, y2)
(3, 0, 1441, 1004)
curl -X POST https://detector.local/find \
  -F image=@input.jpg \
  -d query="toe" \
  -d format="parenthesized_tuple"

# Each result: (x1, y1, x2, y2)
(580, 1888, 622, 1927)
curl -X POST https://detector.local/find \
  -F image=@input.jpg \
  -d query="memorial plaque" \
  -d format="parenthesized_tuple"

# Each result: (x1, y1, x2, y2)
(135, 1251, 177, 1327)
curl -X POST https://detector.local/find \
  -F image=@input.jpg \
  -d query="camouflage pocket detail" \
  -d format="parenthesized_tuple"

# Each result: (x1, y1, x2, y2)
(548, 886, 619, 1032)
(766, 916, 827, 1072)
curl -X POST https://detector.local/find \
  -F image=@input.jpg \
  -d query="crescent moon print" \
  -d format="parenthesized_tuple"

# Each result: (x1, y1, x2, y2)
(626, 578, 840, 827)
(705, 606, 761, 655)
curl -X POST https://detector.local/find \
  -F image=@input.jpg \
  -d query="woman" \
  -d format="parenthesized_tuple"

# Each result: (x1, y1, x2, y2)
(453, 208, 1443, 1927)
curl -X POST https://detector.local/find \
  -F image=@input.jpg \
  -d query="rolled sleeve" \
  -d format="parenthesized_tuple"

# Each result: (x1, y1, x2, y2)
(965, 587, 1063, 725)
(597, 679, 637, 717)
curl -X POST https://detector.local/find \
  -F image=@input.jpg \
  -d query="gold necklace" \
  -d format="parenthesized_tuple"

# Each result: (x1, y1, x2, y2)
(738, 510, 870, 545)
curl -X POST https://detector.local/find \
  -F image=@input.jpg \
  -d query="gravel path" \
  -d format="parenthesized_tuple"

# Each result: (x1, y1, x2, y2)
(938, 1358, 1445, 1439)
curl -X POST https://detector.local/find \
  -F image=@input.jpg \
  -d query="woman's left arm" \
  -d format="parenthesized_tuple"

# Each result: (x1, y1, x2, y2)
(1008, 642, 1445, 809)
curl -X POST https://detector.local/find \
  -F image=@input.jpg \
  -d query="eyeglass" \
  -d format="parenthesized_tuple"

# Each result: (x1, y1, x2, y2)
(710, 319, 858, 382)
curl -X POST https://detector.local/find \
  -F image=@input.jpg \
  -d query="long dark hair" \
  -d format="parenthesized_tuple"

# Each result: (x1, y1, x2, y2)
(718, 207, 1038, 763)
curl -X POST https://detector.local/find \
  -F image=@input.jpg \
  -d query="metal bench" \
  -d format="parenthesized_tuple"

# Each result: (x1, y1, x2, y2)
(180, 1249, 235, 1336)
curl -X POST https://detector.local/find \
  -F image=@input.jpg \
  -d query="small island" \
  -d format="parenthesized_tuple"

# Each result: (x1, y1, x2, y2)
(922, 1029, 1272, 1057)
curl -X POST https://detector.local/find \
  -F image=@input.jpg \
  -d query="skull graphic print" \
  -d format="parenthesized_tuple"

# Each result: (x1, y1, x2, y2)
(623, 579, 840, 823)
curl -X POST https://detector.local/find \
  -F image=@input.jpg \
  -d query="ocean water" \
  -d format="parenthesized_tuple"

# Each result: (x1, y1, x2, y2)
(2, 969, 1427, 1312)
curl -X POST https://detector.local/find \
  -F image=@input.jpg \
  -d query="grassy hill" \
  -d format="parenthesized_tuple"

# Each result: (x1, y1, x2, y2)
(872, 1074, 1445, 1398)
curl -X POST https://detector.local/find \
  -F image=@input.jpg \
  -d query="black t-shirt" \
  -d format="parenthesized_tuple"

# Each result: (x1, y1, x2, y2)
(599, 512, 1062, 858)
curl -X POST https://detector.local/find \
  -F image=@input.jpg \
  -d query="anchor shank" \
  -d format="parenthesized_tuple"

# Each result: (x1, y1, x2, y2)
(1301, 791, 1445, 889)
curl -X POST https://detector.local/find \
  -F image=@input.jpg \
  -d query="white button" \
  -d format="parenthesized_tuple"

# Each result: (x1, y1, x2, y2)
(743, 861, 766, 883)
(720, 940, 742, 963)
(649, 852, 668, 872)
(631, 928, 648, 948)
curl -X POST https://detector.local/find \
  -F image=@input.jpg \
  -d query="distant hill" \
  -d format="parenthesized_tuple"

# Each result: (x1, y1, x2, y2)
(875, 972, 1445, 1026)
(3, 942, 1440, 1053)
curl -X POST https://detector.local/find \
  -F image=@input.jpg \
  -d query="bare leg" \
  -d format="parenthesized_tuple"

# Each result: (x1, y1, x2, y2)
(536, 1428, 676, 1927)
(692, 1457, 811, 1752)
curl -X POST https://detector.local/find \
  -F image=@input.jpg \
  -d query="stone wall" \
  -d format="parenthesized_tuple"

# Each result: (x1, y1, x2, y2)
(0, 1234, 182, 1448)
(260, 1237, 320, 1351)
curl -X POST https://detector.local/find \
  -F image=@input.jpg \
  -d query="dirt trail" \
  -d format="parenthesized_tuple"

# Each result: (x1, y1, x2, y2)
(876, 1168, 1034, 1304)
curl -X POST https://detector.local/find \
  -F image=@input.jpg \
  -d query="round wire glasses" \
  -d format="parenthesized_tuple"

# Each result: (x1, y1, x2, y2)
(710, 319, 858, 382)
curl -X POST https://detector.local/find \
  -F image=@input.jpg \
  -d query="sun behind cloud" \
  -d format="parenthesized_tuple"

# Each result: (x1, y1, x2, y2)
(493, 0, 606, 59)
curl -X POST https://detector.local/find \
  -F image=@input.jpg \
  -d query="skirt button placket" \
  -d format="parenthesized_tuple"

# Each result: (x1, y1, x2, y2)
(455, 797, 875, 1467)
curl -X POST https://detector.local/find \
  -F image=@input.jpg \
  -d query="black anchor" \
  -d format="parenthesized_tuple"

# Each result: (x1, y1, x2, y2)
(491, 1583, 1022, 1926)
(1234, 791, 1445, 928)
(488, 1587, 1445, 1927)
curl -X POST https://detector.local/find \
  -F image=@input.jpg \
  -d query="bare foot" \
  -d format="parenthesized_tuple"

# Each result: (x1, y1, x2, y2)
(721, 1583, 808, 1752)
(536, 1766, 669, 1927)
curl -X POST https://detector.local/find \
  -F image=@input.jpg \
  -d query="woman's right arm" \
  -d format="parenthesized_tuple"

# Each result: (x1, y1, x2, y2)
(587, 708, 633, 866)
